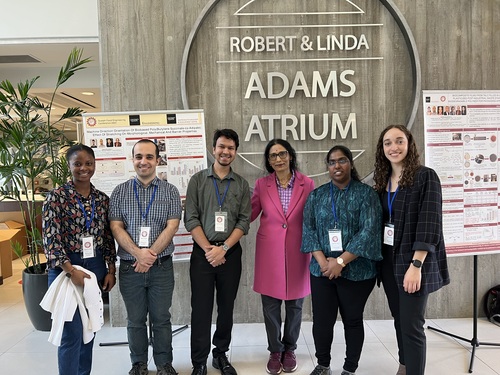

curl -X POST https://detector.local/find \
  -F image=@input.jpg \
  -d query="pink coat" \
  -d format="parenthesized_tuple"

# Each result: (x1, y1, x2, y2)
(251, 171, 314, 300)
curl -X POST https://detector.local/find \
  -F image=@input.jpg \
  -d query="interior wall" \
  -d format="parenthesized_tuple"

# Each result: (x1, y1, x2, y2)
(99, 0, 500, 325)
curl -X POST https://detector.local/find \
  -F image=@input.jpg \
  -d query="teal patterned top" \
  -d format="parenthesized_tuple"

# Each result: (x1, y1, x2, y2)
(301, 179, 383, 281)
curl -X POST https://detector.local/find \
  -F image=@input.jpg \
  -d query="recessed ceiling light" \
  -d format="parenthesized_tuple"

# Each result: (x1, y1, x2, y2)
(81, 91, 95, 96)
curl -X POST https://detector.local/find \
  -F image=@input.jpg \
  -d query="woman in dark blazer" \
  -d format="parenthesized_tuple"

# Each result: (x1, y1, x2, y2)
(373, 125, 450, 375)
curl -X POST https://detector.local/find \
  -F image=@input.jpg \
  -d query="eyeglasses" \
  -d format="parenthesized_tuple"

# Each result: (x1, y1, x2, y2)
(327, 158, 349, 167)
(268, 150, 288, 161)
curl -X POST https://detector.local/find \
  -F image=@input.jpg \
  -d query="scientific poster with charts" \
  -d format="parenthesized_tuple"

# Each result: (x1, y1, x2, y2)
(423, 90, 500, 257)
(81, 110, 207, 261)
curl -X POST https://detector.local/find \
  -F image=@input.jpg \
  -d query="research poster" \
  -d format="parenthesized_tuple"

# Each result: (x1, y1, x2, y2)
(423, 90, 500, 256)
(81, 110, 207, 261)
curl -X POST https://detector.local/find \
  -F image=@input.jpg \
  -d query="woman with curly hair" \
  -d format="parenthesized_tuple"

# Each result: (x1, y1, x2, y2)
(373, 125, 450, 375)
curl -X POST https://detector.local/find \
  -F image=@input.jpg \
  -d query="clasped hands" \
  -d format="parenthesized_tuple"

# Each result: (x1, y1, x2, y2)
(320, 257, 343, 280)
(204, 245, 226, 268)
(133, 249, 157, 273)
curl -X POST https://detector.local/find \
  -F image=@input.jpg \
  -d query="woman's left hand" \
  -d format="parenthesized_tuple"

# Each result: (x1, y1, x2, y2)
(322, 258, 342, 279)
(102, 273, 116, 291)
(403, 266, 421, 293)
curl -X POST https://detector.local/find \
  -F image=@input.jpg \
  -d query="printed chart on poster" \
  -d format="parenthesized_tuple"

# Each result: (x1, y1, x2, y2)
(81, 110, 207, 261)
(423, 90, 500, 257)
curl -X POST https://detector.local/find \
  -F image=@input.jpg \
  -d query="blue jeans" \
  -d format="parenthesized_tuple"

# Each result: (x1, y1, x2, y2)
(48, 252, 107, 375)
(119, 256, 175, 366)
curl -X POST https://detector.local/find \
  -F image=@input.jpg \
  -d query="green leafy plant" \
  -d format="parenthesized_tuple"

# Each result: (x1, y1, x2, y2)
(0, 47, 92, 273)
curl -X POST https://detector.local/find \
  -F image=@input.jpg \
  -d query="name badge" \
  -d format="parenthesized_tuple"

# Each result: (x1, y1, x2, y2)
(139, 226, 151, 247)
(384, 223, 395, 246)
(328, 229, 343, 251)
(215, 211, 228, 232)
(81, 236, 95, 259)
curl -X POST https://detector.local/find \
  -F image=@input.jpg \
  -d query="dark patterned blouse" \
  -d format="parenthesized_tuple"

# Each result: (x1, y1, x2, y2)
(42, 181, 116, 269)
(301, 179, 383, 281)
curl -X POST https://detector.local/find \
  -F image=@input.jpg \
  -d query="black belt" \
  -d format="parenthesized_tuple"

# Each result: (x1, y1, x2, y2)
(209, 241, 226, 246)
(121, 254, 171, 266)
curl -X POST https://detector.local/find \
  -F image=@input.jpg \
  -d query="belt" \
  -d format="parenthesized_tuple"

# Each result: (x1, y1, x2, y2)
(121, 254, 171, 266)
(209, 241, 226, 247)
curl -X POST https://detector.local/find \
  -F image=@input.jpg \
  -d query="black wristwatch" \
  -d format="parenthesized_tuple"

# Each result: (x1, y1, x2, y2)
(411, 259, 423, 268)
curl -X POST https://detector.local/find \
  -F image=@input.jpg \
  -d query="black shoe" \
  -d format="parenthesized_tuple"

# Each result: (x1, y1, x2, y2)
(212, 355, 237, 375)
(191, 365, 207, 375)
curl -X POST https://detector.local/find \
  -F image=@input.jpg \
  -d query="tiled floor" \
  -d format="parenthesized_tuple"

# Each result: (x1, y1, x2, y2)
(1, 258, 500, 375)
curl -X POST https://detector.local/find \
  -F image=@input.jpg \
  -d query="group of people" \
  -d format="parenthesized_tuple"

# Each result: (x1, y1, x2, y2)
(41, 125, 449, 375)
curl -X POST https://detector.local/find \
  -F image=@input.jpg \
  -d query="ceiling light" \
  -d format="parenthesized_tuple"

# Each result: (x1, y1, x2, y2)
(81, 91, 95, 96)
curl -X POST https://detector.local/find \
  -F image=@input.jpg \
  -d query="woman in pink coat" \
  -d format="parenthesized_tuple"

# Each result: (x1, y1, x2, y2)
(251, 139, 315, 375)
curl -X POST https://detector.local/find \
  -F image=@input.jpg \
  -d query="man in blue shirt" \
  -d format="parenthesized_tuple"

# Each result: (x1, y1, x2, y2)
(110, 139, 182, 375)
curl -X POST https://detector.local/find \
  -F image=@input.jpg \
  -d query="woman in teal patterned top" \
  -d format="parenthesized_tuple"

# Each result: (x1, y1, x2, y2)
(301, 145, 382, 375)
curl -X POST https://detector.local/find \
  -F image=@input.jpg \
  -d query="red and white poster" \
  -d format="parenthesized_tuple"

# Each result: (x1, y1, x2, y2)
(81, 110, 207, 261)
(423, 91, 500, 256)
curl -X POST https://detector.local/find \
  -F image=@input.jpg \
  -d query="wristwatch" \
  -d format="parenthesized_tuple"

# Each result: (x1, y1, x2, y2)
(336, 257, 346, 268)
(222, 243, 230, 251)
(411, 259, 423, 268)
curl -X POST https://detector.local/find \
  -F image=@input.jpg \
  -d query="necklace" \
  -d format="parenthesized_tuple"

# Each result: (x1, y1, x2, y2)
(278, 173, 292, 188)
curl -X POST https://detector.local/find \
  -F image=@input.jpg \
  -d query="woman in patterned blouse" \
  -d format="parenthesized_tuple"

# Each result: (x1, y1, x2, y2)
(42, 144, 116, 375)
(301, 145, 382, 375)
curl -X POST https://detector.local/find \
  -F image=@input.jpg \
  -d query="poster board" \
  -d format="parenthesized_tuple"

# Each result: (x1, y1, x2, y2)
(81, 110, 207, 261)
(423, 90, 500, 257)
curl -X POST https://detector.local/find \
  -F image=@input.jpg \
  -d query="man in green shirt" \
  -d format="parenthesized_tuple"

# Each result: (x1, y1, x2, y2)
(184, 129, 251, 375)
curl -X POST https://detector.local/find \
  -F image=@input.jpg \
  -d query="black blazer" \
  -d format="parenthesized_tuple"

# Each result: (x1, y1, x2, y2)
(391, 166, 450, 295)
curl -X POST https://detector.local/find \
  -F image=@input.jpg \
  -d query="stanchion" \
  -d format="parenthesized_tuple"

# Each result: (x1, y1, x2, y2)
(427, 255, 500, 373)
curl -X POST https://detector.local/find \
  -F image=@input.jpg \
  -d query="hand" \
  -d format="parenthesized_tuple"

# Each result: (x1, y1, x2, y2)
(403, 265, 422, 293)
(102, 273, 116, 291)
(321, 258, 342, 280)
(69, 268, 91, 287)
(133, 248, 157, 273)
(205, 245, 226, 267)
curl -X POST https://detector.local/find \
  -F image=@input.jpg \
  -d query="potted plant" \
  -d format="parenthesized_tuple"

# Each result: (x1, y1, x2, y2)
(0, 47, 91, 330)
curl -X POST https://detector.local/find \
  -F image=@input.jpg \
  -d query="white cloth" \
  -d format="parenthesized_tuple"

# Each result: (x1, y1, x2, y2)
(40, 265, 104, 346)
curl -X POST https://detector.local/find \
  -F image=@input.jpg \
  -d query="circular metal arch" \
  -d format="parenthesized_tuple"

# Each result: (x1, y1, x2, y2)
(180, 0, 421, 131)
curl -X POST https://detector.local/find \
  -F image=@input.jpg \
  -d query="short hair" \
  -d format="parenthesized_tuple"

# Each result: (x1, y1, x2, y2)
(132, 139, 160, 158)
(213, 129, 239, 150)
(325, 145, 360, 182)
(66, 144, 94, 161)
(263, 139, 298, 174)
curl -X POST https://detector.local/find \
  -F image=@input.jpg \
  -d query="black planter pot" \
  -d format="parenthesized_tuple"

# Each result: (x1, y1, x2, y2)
(22, 266, 52, 332)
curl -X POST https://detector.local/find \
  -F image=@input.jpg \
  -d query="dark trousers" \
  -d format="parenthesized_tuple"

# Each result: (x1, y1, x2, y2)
(310, 274, 375, 373)
(381, 250, 429, 375)
(261, 294, 304, 353)
(190, 242, 242, 366)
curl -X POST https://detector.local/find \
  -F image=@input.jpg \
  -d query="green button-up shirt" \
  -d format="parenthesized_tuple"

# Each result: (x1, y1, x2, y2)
(184, 165, 251, 242)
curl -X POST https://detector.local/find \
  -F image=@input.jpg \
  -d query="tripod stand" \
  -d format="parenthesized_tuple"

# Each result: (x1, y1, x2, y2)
(427, 255, 500, 373)
(99, 320, 188, 347)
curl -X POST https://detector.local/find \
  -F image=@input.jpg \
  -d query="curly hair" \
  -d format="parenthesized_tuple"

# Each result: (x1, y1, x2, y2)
(373, 125, 421, 192)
